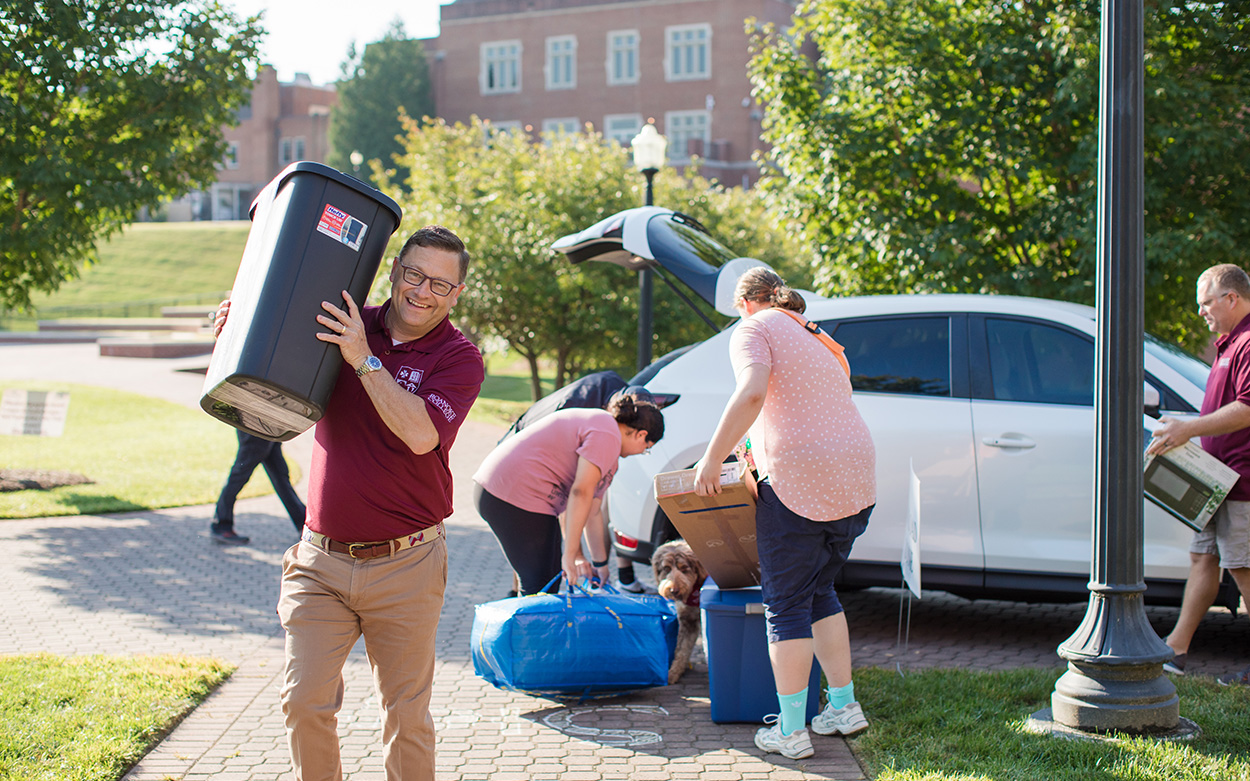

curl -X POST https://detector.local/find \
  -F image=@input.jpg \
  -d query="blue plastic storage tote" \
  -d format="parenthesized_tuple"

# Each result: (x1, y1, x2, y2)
(701, 579, 822, 723)
(471, 579, 679, 701)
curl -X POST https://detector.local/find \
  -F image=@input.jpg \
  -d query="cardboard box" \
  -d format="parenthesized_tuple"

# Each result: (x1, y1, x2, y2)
(1143, 440, 1240, 532)
(654, 462, 760, 589)
(701, 580, 821, 723)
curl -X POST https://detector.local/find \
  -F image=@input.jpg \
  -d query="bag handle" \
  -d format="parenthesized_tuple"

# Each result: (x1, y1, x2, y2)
(774, 309, 850, 377)
(534, 574, 673, 618)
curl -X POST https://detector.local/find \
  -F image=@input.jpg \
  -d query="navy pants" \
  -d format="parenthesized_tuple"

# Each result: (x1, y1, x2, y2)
(215, 431, 306, 533)
(473, 483, 563, 595)
(756, 481, 872, 643)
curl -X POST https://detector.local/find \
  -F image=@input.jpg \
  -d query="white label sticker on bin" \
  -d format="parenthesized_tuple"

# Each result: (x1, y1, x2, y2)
(316, 204, 369, 251)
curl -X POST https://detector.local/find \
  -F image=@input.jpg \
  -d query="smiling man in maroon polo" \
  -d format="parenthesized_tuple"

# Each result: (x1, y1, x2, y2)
(278, 224, 484, 781)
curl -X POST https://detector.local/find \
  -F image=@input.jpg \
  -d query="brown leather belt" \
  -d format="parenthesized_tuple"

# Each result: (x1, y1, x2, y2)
(301, 523, 445, 560)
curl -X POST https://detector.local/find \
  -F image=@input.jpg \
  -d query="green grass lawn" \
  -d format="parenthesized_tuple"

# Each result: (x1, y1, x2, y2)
(0, 654, 231, 781)
(853, 667, 1250, 781)
(0, 381, 292, 519)
(25, 222, 251, 314)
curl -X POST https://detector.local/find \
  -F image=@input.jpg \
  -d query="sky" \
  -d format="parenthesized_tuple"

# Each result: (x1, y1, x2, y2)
(223, 0, 455, 86)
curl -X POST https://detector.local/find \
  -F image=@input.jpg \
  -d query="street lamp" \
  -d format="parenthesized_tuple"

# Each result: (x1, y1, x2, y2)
(630, 122, 667, 372)
(349, 150, 363, 177)
(1026, 0, 1190, 740)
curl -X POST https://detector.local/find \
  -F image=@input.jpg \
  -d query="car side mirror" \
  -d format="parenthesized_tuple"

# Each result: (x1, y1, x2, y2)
(1144, 383, 1161, 419)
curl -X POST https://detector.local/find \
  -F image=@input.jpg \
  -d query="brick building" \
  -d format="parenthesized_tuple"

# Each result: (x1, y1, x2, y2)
(428, 0, 796, 187)
(171, 67, 337, 221)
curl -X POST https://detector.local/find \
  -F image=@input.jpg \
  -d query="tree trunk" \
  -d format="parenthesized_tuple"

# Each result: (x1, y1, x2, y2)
(555, 348, 571, 390)
(524, 350, 543, 401)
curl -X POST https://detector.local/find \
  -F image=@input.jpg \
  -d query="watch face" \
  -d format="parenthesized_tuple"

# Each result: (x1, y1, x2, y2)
(358, 356, 383, 376)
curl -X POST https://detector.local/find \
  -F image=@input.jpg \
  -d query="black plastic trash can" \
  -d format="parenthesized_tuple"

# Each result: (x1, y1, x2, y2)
(201, 162, 403, 441)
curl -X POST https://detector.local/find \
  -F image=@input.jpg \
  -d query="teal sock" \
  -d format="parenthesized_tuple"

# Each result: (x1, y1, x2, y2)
(828, 681, 855, 710)
(778, 689, 808, 735)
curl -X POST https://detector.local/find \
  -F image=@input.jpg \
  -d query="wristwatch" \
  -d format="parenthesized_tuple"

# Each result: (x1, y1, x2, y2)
(355, 355, 383, 377)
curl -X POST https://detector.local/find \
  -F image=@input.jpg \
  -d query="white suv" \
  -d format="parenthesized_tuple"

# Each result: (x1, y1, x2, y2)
(554, 208, 1236, 607)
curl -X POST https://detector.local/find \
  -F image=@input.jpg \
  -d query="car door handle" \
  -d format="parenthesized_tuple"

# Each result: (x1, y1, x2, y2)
(982, 436, 1037, 450)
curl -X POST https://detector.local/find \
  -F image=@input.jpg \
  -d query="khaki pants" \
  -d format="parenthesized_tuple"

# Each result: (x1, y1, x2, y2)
(277, 536, 448, 781)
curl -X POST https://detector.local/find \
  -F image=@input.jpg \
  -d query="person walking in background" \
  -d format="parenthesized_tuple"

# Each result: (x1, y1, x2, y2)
(473, 394, 665, 594)
(210, 430, 306, 544)
(693, 267, 876, 759)
(1147, 263, 1250, 687)
(212, 225, 483, 781)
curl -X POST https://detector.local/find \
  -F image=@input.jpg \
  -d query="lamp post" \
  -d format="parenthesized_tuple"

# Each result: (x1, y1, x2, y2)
(630, 123, 667, 372)
(349, 150, 363, 177)
(1031, 0, 1188, 738)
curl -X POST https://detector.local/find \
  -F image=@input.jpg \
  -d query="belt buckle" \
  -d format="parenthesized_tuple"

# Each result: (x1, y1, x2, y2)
(348, 542, 381, 559)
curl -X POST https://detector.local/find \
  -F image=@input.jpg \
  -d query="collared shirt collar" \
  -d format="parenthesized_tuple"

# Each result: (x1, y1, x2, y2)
(1216, 311, 1250, 353)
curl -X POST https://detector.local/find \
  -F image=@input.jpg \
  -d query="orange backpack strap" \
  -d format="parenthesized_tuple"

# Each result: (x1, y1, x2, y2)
(775, 309, 850, 378)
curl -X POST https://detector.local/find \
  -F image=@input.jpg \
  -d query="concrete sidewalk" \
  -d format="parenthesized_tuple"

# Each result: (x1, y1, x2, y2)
(2, 344, 1245, 781)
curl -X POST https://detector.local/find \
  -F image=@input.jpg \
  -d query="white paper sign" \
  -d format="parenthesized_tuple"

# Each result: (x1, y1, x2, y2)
(901, 459, 922, 599)
(0, 389, 71, 437)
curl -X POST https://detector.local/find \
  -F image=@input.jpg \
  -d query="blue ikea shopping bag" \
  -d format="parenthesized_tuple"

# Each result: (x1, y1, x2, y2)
(471, 577, 678, 700)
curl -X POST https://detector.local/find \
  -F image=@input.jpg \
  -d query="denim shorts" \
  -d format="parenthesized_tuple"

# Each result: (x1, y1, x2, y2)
(756, 481, 872, 643)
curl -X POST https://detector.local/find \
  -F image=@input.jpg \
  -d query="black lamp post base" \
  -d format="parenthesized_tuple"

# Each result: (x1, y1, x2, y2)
(1050, 591, 1180, 733)
(1026, 708, 1199, 742)
(1051, 663, 1179, 732)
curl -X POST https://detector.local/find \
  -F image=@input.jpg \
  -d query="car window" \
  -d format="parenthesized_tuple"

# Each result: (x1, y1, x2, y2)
(823, 316, 951, 396)
(1144, 335, 1209, 391)
(986, 318, 1093, 405)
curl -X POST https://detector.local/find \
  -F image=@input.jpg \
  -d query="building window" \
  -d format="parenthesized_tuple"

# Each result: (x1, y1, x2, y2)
(546, 35, 576, 90)
(542, 117, 580, 137)
(607, 30, 639, 85)
(484, 120, 524, 141)
(665, 110, 710, 161)
(278, 137, 306, 166)
(665, 24, 711, 81)
(482, 40, 522, 95)
(604, 113, 643, 146)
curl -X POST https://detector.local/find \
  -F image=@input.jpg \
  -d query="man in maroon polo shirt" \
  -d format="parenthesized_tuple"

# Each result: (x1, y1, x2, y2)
(1148, 263, 1250, 687)
(262, 224, 482, 781)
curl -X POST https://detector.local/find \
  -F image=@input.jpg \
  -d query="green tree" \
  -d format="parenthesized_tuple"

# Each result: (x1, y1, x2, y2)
(749, 0, 1250, 349)
(0, 0, 261, 311)
(377, 118, 804, 398)
(328, 20, 432, 184)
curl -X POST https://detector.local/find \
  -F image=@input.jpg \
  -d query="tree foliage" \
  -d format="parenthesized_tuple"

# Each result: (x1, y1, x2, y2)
(377, 118, 806, 398)
(327, 20, 432, 185)
(0, 0, 261, 311)
(749, 0, 1250, 349)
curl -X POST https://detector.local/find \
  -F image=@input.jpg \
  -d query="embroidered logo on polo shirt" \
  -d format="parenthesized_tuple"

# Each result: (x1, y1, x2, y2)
(427, 393, 456, 422)
(395, 366, 424, 394)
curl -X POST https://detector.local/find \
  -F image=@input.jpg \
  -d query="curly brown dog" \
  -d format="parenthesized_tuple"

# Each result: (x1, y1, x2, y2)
(652, 539, 708, 684)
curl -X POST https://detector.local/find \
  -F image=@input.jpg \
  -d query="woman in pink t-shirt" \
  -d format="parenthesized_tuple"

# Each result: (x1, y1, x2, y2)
(693, 267, 876, 760)
(473, 395, 664, 594)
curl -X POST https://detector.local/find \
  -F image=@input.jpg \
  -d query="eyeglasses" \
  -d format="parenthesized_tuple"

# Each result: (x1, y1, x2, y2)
(1199, 290, 1236, 311)
(398, 263, 459, 297)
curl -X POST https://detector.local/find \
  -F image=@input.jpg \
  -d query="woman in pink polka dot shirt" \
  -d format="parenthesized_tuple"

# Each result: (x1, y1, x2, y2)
(693, 267, 877, 760)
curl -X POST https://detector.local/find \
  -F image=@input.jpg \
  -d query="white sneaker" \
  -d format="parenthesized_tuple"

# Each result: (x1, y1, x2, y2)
(811, 701, 868, 737)
(613, 578, 646, 594)
(754, 716, 814, 759)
